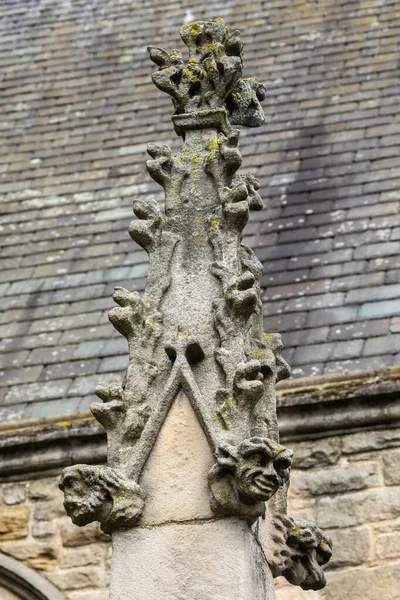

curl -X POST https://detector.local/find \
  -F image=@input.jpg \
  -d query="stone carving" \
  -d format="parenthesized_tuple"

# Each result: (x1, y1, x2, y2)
(148, 19, 265, 126)
(267, 514, 332, 590)
(59, 465, 144, 533)
(209, 438, 293, 520)
(59, 18, 332, 591)
(283, 517, 333, 590)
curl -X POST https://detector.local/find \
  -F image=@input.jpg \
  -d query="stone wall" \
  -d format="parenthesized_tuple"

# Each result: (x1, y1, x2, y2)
(1, 424, 399, 599)
(276, 427, 400, 600)
(0, 477, 110, 600)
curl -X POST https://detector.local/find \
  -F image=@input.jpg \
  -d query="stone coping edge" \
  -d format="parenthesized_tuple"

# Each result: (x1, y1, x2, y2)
(0, 367, 398, 480)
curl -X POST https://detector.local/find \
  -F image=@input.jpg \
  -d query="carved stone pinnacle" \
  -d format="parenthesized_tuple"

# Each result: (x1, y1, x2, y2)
(59, 18, 332, 596)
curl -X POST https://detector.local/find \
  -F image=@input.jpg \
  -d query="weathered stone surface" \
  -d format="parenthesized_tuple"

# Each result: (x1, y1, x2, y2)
(140, 391, 214, 525)
(321, 562, 400, 600)
(59, 545, 105, 569)
(375, 532, 400, 560)
(290, 461, 380, 497)
(382, 449, 400, 486)
(291, 438, 342, 469)
(68, 592, 110, 600)
(317, 488, 400, 529)
(29, 478, 61, 500)
(0, 505, 29, 540)
(0, 540, 57, 570)
(54, 15, 332, 600)
(61, 520, 109, 547)
(32, 520, 57, 539)
(275, 583, 320, 600)
(60, 463, 144, 533)
(60, 18, 297, 541)
(33, 500, 66, 522)
(325, 527, 371, 569)
(47, 567, 105, 591)
(342, 429, 400, 455)
(2, 484, 27, 505)
(111, 519, 275, 600)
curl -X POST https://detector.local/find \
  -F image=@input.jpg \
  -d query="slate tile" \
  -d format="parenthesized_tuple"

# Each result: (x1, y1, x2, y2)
(367, 255, 400, 272)
(102, 337, 128, 356)
(363, 334, 400, 357)
(281, 327, 330, 347)
(28, 312, 101, 335)
(264, 279, 331, 301)
(345, 282, 400, 304)
(74, 340, 107, 360)
(331, 272, 385, 292)
(287, 248, 353, 270)
(284, 292, 344, 313)
(4, 379, 72, 405)
(390, 317, 400, 333)
(23, 397, 83, 419)
(307, 306, 359, 328)
(41, 359, 101, 381)
(289, 363, 325, 378)
(354, 241, 400, 260)
(263, 312, 307, 333)
(262, 268, 309, 289)
(0, 350, 29, 370)
(329, 319, 390, 341)
(26, 345, 77, 366)
(323, 355, 394, 374)
(0, 403, 28, 422)
(60, 323, 114, 345)
(331, 339, 365, 361)
(98, 355, 128, 373)
(292, 343, 335, 366)
(67, 372, 121, 397)
(359, 299, 400, 320)
(0, 366, 43, 387)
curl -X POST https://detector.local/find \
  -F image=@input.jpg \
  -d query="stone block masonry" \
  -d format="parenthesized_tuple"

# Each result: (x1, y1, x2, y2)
(0, 423, 399, 599)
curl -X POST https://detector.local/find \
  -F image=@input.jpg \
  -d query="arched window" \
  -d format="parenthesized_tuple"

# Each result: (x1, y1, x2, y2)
(0, 553, 66, 600)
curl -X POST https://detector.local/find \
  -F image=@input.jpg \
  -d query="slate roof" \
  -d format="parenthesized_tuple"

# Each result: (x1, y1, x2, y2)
(0, 0, 399, 422)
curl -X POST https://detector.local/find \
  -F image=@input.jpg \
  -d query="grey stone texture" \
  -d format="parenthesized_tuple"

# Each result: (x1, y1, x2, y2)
(111, 520, 275, 600)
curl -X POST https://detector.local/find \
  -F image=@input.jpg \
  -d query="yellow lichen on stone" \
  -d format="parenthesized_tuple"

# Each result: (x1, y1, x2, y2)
(209, 216, 220, 232)
(293, 525, 301, 534)
(206, 137, 219, 150)
(184, 68, 200, 83)
(220, 398, 232, 413)
(248, 350, 264, 358)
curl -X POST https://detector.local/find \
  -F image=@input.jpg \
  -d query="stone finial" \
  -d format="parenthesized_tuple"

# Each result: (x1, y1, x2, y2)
(59, 18, 332, 593)
(148, 19, 265, 128)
